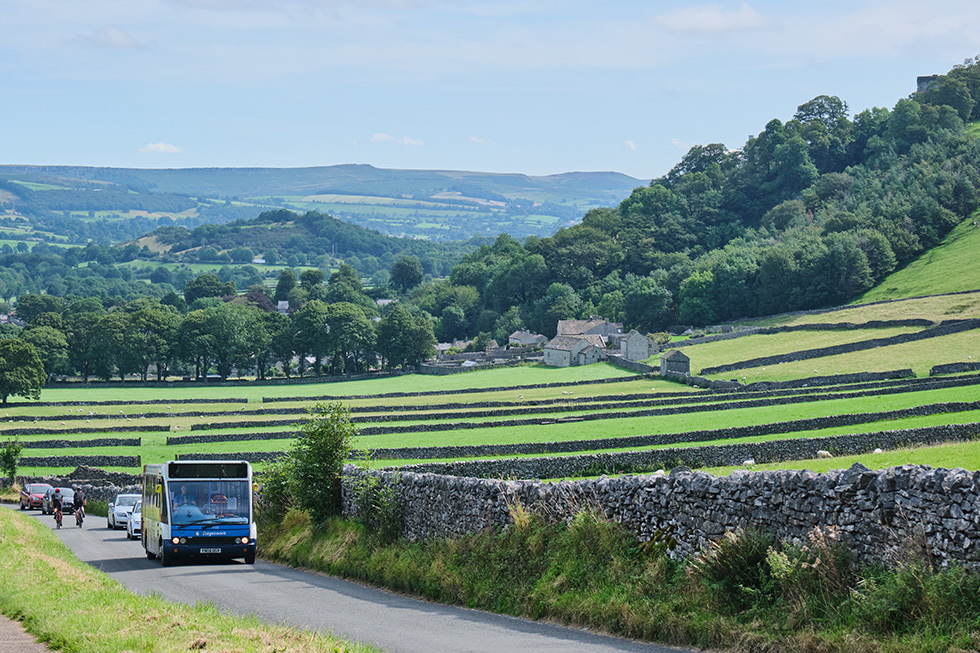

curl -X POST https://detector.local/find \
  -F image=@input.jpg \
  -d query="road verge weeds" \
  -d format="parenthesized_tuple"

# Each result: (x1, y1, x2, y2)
(260, 507, 980, 653)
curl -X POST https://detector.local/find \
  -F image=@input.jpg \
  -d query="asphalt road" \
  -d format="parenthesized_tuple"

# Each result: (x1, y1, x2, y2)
(16, 507, 701, 653)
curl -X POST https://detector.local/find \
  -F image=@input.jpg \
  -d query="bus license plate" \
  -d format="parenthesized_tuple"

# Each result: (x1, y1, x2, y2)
(200, 547, 222, 554)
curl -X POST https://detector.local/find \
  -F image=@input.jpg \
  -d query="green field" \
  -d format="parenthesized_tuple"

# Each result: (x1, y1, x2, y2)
(6, 362, 979, 477)
(702, 438, 980, 477)
(671, 325, 924, 374)
(699, 329, 980, 382)
(859, 213, 980, 302)
(737, 292, 980, 328)
(118, 260, 325, 277)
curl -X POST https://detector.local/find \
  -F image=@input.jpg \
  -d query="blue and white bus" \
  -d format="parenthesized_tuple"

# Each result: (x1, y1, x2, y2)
(141, 461, 256, 566)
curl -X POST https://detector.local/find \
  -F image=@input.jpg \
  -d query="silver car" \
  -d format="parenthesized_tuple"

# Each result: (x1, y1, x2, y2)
(126, 500, 142, 540)
(107, 493, 140, 529)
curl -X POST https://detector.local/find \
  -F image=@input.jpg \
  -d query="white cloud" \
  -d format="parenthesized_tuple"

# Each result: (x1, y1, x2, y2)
(671, 138, 692, 151)
(139, 142, 183, 154)
(657, 2, 769, 34)
(624, 140, 637, 151)
(372, 133, 424, 146)
(76, 25, 144, 49)
(470, 135, 488, 145)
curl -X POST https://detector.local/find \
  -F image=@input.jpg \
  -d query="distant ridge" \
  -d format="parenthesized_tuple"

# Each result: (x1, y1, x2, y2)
(0, 164, 645, 203)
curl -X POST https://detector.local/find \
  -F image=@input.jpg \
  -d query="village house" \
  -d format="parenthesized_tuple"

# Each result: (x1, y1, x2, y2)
(543, 334, 607, 367)
(619, 329, 652, 362)
(556, 317, 625, 346)
(508, 329, 548, 347)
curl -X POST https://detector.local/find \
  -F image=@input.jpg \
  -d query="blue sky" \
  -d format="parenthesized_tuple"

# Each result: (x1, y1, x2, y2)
(2, 0, 979, 180)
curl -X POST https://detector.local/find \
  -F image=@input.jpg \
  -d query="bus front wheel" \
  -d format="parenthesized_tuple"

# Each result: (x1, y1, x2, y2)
(245, 551, 255, 565)
(160, 541, 173, 567)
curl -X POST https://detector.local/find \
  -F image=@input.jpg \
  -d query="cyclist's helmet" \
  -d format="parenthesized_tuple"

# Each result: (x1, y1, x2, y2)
(54, 488, 60, 493)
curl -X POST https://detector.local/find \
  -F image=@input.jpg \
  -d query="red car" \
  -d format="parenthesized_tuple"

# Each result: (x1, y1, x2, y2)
(20, 483, 53, 510)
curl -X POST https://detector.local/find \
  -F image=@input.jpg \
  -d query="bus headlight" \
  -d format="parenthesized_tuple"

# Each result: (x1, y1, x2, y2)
(241, 537, 250, 544)
(172, 537, 180, 545)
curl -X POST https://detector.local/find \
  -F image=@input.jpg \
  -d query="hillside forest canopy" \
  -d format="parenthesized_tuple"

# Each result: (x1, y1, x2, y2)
(1, 57, 980, 382)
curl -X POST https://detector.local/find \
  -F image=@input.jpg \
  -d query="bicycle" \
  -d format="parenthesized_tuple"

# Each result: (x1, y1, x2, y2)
(75, 506, 85, 528)
(54, 506, 62, 529)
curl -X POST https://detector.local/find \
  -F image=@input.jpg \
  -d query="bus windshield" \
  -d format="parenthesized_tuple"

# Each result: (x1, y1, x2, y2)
(169, 480, 250, 526)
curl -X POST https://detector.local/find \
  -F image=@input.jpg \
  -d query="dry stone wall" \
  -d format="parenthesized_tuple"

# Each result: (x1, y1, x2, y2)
(342, 461, 980, 568)
(20, 466, 142, 502)
(19, 437, 140, 449)
(388, 422, 980, 479)
(19, 455, 140, 468)
(932, 362, 980, 376)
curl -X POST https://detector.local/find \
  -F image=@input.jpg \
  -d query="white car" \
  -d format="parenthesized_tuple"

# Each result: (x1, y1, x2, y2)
(126, 500, 142, 540)
(107, 493, 141, 530)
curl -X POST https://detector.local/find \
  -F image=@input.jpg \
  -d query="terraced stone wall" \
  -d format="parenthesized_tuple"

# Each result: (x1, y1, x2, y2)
(18, 455, 141, 468)
(342, 462, 980, 568)
(390, 422, 980, 479)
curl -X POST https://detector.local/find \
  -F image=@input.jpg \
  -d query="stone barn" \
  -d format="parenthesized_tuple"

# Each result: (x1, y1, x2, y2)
(660, 349, 690, 375)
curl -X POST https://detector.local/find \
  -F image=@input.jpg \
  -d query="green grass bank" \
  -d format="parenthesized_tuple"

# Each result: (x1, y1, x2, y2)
(0, 508, 375, 653)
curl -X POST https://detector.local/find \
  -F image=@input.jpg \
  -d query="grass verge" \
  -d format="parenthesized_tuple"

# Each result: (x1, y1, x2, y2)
(0, 508, 376, 653)
(260, 509, 980, 653)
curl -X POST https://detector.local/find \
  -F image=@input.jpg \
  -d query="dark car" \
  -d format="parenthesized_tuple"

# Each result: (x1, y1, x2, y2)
(41, 487, 75, 515)
(20, 483, 53, 510)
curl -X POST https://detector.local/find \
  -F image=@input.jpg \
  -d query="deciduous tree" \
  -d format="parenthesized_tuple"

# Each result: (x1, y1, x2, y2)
(0, 339, 45, 404)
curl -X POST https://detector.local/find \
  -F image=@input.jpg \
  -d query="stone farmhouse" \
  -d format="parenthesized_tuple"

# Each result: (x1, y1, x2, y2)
(508, 330, 548, 347)
(557, 317, 626, 344)
(620, 329, 653, 362)
(542, 318, 655, 367)
(543, 334, 607, 367)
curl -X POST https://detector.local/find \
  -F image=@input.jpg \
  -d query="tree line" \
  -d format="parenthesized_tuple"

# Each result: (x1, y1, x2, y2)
(0, 264, 435, 398)
(411, 59, 980, 340)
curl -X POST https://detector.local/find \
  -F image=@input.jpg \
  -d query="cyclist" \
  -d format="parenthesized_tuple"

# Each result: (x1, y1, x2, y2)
(73, 486, 86, 528)
(51, 488, 64, 529)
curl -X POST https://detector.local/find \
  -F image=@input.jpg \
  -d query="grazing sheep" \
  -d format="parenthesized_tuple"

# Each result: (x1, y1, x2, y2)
(873, 448, 883, 454)
(742, 458, 756, 466)
(817, 450, 833, 459)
